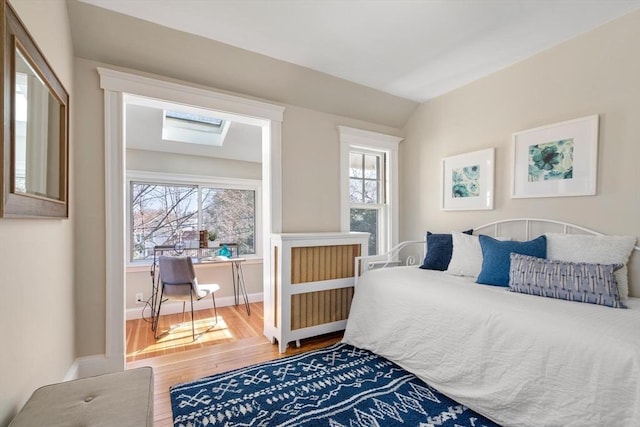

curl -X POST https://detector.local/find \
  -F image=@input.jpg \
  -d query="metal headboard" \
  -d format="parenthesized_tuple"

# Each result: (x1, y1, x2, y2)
(354, 218, 640, 294)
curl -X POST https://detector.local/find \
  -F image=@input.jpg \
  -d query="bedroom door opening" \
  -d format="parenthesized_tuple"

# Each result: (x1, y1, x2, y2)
(123, 95, 265, 362)
(99, 67, 284, 373)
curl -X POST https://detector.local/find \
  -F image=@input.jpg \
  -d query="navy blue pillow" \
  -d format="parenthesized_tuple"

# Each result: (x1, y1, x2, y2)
(476, 235, 547, 286)
(420, 229, 473, 271)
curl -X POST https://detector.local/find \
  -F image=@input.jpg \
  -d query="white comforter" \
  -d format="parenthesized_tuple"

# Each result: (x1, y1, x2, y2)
(342, 267, 640, 427)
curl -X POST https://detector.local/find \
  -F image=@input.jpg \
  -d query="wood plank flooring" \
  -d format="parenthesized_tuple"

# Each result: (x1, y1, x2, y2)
(126, 302, 343, 426)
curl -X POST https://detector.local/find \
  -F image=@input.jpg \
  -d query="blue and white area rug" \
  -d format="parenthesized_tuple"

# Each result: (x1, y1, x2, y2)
(170, 342, 500, 426)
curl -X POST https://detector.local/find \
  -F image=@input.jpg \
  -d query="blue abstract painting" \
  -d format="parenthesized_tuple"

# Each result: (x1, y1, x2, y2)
(452, 165, 480, 198)
(528, 139, 574, 182)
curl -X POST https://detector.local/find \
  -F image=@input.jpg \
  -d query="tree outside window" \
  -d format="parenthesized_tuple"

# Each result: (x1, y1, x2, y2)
(349, 151, 384, 255)
(130, 182, 256, 261)
(202, 188, 255, 255)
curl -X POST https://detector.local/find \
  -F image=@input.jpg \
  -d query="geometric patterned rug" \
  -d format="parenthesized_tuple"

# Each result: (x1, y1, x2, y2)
(170, 342, 501, 426)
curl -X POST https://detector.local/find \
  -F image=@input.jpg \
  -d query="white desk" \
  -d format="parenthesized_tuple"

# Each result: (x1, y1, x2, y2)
(198, 257, 251, 314)
(149, 248, 251, 335)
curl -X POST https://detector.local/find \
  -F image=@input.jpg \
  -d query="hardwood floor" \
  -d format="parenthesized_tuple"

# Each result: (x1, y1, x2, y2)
(126, 302, 343, 426)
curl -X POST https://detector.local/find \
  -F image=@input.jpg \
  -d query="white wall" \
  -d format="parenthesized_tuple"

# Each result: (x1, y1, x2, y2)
(126, 149, 261, 180)
(401, 11, 640, 295)
(0, 1, 75, 425)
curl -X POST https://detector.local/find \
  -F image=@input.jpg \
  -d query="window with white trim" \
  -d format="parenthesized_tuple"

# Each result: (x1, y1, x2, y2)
(127, 172, 261, 263)
(349, 149, 385, 255)
(339, 126, 402, 256)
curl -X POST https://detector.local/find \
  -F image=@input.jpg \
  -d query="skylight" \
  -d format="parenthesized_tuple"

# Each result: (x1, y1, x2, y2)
(162, 109, 230, 146)
(165, 110, 224, 127)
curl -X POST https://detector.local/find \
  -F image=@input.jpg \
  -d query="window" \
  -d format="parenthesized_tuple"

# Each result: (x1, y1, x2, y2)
(339, 126, 402, 256)
(165, 110, 224, 127)
(349, 150, 384, 255)
(128, 172, 261, 262)
(162, 109, 230, 146)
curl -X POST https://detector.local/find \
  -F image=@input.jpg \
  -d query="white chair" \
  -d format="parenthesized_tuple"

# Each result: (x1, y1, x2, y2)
(154, 256, 219, 340)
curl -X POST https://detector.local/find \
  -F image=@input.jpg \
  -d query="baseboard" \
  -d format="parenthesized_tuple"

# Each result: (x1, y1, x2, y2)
(126, 292, 264, 320)
(65, 353, 125, 380)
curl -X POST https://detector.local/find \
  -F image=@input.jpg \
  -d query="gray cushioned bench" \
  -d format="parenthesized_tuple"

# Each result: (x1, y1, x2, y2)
(9, 367, 153, 426)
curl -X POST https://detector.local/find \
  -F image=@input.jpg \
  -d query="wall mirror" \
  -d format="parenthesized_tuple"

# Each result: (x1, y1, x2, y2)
(1, 0, 69, 218)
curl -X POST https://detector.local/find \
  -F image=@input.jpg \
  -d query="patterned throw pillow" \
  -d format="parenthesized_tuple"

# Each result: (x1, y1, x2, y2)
(508, 254, 626, 309)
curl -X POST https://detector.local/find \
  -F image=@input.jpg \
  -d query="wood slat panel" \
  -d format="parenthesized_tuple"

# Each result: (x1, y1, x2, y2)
(300, 293, 307, 329)
(291, 244, 361, 284)
(290, 287, 354, 330)
(290, 244, 300, 285)
(324, 291, 330, 325)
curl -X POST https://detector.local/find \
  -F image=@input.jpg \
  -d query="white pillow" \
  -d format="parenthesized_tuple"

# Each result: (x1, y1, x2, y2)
(446, 232, 483, 277)
(545, 233, 637, 299)
(446, 232, 512, 278)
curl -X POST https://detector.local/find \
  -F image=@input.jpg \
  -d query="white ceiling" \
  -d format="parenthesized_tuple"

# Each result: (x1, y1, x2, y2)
(78, 0, 639, 102)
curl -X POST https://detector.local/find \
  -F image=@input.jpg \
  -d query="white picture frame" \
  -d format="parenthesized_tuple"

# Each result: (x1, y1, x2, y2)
(511, 115, 598, 198)
(442, 148, 494, 211)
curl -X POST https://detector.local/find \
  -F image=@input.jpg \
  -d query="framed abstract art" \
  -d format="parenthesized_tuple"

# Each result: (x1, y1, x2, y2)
(442, 148, 494, 211)
(511, 115, 598, 198)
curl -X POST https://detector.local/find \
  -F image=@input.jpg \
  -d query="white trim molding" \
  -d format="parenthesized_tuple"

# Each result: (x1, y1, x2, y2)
(95, 67, 284, 376)
(98, 68, 284, 124)
(126, 170, 262, 188)
(338, 126, 403, 253)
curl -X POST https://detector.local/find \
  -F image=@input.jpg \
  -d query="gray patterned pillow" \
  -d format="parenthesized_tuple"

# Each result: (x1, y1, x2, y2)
(508, 254, 626, 309)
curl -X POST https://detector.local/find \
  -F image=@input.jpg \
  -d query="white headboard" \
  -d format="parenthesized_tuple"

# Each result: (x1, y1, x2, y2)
(355, 218, 640, 297)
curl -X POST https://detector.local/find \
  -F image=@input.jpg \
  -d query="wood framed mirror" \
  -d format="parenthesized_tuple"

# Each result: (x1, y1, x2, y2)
(1, 0, 69, 218)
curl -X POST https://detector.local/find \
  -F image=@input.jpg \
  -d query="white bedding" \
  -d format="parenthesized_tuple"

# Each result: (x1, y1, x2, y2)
(342, 266, 640, 426)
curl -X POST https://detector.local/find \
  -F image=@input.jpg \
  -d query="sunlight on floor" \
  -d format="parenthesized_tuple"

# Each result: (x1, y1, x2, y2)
(130, 315, 232, 358)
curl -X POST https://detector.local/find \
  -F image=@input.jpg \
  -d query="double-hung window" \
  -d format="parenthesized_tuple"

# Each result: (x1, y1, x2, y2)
(339, 126, 402, 255)
(127, 171, 261, 263)
(349, 150, 385, 255)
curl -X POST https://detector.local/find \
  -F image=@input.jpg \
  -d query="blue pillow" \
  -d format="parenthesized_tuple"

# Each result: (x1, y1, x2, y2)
(476, 235, 547, 286)
(420, 230, 473, 271)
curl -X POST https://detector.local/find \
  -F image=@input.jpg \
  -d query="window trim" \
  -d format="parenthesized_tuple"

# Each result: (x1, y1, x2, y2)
(126, 169, 262, 266)
(339, 126, 402, 255)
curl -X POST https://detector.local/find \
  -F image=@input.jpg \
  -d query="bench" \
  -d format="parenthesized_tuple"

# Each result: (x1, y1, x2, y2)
(10, 367, 153, 426)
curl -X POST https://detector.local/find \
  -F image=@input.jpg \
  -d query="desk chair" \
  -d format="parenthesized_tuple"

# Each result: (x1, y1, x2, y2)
(155, 256, 219, 340)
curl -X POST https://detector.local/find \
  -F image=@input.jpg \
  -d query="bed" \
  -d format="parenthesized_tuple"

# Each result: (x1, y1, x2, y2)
(342, 218, 640, 427)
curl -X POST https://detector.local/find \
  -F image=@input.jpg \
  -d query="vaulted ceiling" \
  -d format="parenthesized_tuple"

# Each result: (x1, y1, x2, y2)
(68, 0, 639, 129)
(77, 0, 639, 102)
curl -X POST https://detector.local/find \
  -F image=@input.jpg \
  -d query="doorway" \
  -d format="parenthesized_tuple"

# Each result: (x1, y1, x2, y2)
(98, 67, 284, 372)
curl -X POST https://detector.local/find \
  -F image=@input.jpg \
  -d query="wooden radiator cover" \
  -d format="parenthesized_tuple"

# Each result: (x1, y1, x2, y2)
(266, 233, 368, 352)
